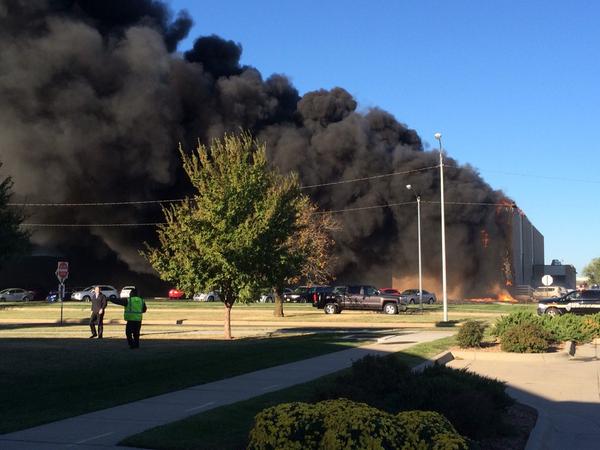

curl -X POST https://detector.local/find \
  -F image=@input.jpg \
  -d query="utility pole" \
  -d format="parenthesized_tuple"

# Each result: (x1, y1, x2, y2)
(434, 133, 448, 322)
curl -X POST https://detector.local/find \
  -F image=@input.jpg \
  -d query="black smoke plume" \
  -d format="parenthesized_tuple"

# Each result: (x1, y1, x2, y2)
(0, 0, 511, 296)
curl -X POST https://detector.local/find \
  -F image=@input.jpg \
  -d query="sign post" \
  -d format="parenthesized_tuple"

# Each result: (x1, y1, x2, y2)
(56, 262, 69, 326)
(542, 274, 553, 286)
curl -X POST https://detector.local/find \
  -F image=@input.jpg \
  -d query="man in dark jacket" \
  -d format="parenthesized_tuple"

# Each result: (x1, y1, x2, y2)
(90, 286, 107, 339)
(110, 287, 147, 349)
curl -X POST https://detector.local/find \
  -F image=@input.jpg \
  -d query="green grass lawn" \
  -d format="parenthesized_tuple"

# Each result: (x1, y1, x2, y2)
(0, 333, 365, 434)
(121, 336, 456, 450)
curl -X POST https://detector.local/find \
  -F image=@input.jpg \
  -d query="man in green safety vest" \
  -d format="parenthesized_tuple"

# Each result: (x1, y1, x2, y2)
(110, 287, 147, 349)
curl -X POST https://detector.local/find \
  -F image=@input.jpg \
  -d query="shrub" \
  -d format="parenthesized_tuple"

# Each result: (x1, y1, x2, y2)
(582, 314, 600, 340)
(501, 322, 552, 353)
(492, 311, 542, 338)
(550, 313, 593, 344)
(247, 399, 467, 450)
(457, 320, 486, 348)
(316, 356, 512, 441)
(400, 365, 513, 440)
(315, 354, 410, 412)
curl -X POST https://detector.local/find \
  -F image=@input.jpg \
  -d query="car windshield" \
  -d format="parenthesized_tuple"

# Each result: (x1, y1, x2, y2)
(294, 287, 309, 293)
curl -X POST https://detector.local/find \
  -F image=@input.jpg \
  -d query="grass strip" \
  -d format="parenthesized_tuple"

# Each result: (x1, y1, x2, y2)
(0, 333, 362, 434)
(121, 335, 456, 450)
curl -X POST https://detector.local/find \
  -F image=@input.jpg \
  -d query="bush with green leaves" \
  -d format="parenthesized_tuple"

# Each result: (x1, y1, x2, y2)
(492, 311, 543, 338)
(500, 322, 552, 353)
(248, 398, 468, 450)
(315, 355, 512, 441)
(457, 320, 486, 348)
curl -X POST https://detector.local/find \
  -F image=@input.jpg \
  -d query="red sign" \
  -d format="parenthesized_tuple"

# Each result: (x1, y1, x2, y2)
(56, 261, 69, 282)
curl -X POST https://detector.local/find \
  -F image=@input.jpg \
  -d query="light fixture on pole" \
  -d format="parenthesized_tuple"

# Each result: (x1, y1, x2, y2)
(406, 184, 423, 312)
(434, 132, 448, 322)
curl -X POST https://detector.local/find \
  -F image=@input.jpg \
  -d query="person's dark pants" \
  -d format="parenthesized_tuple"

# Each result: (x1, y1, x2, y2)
(126, 320, 142, 348)
(89, 312, 104, 337)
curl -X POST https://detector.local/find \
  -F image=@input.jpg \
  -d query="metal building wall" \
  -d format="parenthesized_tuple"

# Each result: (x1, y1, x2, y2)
(511, 210, 544, 288)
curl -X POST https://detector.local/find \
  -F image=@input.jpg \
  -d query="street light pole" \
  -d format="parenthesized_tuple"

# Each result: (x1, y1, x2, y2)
(406, 185, 423, 312)
(434, 132, 448, 322)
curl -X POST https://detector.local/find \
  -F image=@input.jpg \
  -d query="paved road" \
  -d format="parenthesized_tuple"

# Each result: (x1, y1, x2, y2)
(448, 343, 600, 450)
(0, 330, 453, 449)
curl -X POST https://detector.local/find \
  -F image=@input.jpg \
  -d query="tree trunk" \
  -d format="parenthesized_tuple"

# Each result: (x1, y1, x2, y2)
(224, 301, 233, 339)
(273, 287, 284, 317)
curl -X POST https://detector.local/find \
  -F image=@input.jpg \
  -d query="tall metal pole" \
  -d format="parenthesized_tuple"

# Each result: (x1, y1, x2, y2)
(417, 194, 423, 312)
(435, 133, 448, 322)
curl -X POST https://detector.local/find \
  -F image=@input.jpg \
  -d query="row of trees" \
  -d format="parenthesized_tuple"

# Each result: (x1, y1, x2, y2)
(143, 133, 338, 339)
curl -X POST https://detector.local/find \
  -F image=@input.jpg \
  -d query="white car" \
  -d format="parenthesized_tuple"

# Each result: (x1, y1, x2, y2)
(193, 291, 220, 302)
(72, 285, 119, 302)
(120, 286, 136, 298)
(260, 288, 292, 303)
(0, 288, 35, 302)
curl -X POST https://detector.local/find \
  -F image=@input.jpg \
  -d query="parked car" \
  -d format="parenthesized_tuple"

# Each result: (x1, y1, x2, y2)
(400, 289, 437, 304)
(313, 285, 407, 314)
(168, 288, 185, 299)
(193, 291, 220, 302)
(259, 288, 293, 303)
(537, 289, 600, 316)
(0, 288, 35, 302)
(46, 287, 77, 302)
(284, 286, 332, 303)
(120, 286, 136, 298)
(533, 286, 567, 300)
(71, 285, 119, 301)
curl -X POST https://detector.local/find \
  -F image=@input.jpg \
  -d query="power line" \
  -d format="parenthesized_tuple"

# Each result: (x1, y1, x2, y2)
(22, 199, 514, 226)
(300, 164, 439, 189)
(444, 164, 600, 185)
(8, 164, 440, 207)
(8, 199, 186, 207)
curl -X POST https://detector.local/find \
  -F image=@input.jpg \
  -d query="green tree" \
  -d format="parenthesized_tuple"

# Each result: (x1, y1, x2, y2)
(583, 258, 600, 284)
(0, 163, 30, 269)
(143, 132, 305, 339)
(272, 198, 339, 317)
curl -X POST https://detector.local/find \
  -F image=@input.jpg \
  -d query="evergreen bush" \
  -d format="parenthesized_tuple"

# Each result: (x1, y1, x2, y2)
(500, 322, 552, 353)
(457, 320, 486, 348)
(248, 399, 468, 450)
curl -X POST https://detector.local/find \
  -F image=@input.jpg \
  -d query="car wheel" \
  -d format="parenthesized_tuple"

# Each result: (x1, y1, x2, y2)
(83, 295, 91, 302)
(208, 296, 214, 302)
(545, 307, 561, 317)
(267, 296, 273, 303)
(324, 303, 338, 314)
(428, 298, 435, 304)
(22, 296, 31, 302)
(0, 297, 5, 302)
(409, 298, 415, 304)
(109, 295, 117, 300)
(384, 303, 398, 315)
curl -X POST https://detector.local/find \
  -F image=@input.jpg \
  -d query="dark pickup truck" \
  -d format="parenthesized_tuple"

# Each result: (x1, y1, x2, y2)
(312, 285, 408, 315)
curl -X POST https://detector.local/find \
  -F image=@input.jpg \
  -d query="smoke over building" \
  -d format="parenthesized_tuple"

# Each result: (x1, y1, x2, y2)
(0, 0, 537, 297)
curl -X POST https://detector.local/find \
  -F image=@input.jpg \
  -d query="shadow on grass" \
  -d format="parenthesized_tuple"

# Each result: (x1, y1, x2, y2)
(0, 332, 377, 434)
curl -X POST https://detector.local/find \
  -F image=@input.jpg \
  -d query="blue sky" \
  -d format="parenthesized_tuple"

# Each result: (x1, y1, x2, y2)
(170, 0, 599, 273)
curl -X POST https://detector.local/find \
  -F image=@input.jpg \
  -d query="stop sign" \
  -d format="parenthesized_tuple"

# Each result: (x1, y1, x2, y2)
(56, 261, 69, 282)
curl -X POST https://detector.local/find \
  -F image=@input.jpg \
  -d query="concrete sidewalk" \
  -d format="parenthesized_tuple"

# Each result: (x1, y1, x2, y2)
(0, 330, 453, 449)
(448, 343, 600, 450)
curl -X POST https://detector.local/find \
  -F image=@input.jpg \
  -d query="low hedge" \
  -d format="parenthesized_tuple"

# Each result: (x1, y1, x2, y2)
(500, 322, 552, 353)
(315, 355, 512, 441)
(457, 320, 486, 348)
(493, 311, 600, 346)
(248, 399, 468, 450)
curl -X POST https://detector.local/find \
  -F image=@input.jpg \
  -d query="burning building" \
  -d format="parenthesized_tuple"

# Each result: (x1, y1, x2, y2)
(0, 0, 544, 298)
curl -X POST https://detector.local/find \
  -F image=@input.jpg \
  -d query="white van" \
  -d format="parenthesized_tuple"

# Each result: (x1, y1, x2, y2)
(533, 286, 566, 299)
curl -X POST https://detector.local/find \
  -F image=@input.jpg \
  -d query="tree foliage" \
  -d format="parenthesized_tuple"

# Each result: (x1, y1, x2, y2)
(0, 163, 30, 269)
(143, 132, 306, 338)
(583, 258, 600, 284)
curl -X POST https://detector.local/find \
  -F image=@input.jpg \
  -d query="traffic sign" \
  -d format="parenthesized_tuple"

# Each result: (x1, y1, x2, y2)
(541, 274, 553, 286)
(56, 261, 69, 283)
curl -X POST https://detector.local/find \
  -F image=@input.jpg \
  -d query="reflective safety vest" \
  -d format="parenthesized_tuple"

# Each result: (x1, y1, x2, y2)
(125, 296, 144, 321)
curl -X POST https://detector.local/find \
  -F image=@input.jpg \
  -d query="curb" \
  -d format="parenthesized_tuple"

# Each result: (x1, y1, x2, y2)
(412, 350, 455, 373)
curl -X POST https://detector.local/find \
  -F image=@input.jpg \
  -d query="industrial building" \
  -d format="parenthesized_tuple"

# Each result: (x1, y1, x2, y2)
(510, 209, 545, 290)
